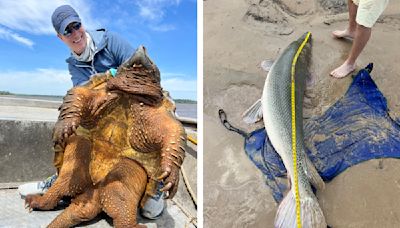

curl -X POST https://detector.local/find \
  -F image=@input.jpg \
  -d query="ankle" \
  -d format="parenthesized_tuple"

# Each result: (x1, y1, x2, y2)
(348, 27, 356, 34)
(344, 59, 355, 66)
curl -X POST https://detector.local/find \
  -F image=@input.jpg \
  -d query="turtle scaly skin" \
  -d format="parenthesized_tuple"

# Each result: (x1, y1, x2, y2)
(25, 46, 187, 228)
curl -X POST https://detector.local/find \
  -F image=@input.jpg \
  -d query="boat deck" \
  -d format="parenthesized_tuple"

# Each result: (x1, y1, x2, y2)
(0, 175, 196, 227)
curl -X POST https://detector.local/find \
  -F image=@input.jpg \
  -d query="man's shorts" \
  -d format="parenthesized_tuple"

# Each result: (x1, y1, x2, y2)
(352, 0, 389, 28)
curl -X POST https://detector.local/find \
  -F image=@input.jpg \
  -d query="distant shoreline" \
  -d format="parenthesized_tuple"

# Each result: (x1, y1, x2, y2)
(0, 92, 197, 104)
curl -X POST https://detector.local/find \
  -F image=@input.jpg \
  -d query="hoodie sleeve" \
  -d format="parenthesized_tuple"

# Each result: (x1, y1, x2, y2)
(106, 31, 135, 66)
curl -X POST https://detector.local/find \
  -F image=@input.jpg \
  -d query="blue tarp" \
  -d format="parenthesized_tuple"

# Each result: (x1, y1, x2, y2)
(243, 64, 400, 203)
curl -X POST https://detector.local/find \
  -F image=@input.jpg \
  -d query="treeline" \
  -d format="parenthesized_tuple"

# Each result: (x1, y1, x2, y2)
(0, 91, 196, 104)
(174, 99, 197, 104)
(0, 91, 13, 95)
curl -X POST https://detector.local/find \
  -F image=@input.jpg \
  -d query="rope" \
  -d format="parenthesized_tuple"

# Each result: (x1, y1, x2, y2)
(178, 130, 198, 227)
(181, 167, 197, 206)
(171, 198, 197, 227)
(218, 109, 249, 137)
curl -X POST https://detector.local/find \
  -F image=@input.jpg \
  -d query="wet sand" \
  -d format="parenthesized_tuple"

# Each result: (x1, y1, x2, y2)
(204, 0, 400, 227)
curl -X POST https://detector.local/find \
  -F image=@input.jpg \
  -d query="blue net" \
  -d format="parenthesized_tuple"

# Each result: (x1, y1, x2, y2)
(243, 64, 400, 203)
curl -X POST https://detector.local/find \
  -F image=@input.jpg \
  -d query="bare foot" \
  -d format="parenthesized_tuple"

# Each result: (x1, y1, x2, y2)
(330, 61, 356, 78)
(332, 28, 355, 39)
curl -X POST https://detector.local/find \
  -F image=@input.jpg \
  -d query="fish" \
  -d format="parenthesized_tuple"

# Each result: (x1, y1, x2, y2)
(243, 32, 327, 228)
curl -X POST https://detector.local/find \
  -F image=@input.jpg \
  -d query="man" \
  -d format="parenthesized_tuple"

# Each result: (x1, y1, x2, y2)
(330, 0, 389, 78)
(18, 4, 164, 219)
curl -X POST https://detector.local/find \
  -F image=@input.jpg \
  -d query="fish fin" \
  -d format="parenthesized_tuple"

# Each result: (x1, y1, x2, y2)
(260, 59, 274, 72)
(242, 98, 263, 124)
(275, 191, 327, 228)
(304, 155, 325, 190)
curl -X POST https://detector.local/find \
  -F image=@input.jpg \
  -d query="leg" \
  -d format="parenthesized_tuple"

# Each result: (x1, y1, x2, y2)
(332, 0, 358, 39)
(100, 158, 148, 228)
(25, 135, 92, 210)
(47, 186, 102, 228)
(345, 24, 371, 65)
(330, 24, 371, 78)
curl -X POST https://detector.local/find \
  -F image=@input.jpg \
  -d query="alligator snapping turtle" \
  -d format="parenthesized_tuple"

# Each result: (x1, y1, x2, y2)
(24, 46, 187, 228)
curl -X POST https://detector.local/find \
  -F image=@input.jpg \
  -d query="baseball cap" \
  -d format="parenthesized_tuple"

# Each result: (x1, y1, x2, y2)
(51, 5, 81, 35)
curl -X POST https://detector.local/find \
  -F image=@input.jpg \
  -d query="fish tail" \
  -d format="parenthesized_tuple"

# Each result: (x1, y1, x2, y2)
(275, 191, 327, 228)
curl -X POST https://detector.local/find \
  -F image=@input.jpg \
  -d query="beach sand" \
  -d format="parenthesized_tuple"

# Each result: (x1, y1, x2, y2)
(204, 0, 400, 227)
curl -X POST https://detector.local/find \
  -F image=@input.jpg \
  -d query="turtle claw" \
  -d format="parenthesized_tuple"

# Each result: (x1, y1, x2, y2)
(164, 191, 170, 199)
(160, 182, 172, 192)
(24, 194, 46, 211)
(25, 197, 34, 213)
(157, 171, 169, 180)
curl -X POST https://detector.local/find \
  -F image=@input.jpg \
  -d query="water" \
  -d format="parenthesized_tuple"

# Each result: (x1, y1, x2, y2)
(0, 95, 197, 119)
(176, 103, 197, 119)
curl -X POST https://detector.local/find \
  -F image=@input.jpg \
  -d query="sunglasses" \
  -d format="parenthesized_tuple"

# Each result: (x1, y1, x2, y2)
(63, 22, 82, 37)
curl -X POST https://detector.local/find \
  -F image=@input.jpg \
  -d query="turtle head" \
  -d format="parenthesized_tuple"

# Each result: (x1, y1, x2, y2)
(120, 45, 160, 82)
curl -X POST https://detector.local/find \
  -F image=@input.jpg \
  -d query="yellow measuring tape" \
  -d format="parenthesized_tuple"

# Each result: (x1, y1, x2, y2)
(291, 32, 311, 228)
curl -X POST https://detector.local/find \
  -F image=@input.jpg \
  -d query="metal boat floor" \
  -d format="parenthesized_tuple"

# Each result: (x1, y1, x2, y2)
(0, 177, 196, 228)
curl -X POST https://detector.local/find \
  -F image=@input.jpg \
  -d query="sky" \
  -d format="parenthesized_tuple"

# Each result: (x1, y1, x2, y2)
(0, 0, 197, 100)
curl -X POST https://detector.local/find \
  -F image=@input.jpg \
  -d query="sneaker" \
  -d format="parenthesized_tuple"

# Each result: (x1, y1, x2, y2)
(141, 193, 165, 219)
(140, 182, 165, 219)
(18, 174, 58, 198)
